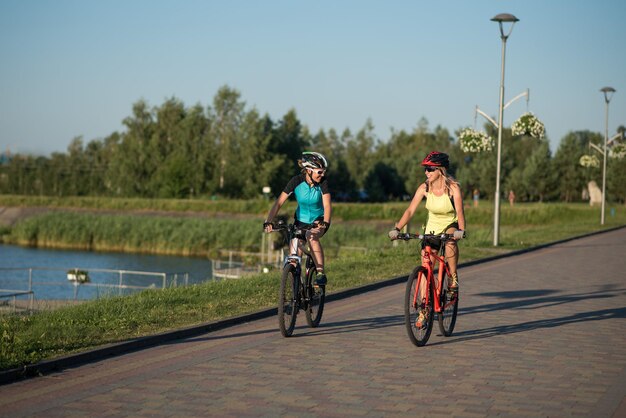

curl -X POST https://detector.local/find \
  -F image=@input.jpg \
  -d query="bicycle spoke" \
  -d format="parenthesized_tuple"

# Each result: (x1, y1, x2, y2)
(305, 268, 325, 327)
(404, 267, 434, 347)
(278, 265, 298, 337)
(437, 272, 459, 337)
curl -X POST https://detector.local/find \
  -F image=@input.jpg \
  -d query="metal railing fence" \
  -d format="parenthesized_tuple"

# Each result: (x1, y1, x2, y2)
(0, 267, 189, 313)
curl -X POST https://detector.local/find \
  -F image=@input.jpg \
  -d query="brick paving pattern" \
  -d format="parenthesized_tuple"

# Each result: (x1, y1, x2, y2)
(1, 228, 625, 417)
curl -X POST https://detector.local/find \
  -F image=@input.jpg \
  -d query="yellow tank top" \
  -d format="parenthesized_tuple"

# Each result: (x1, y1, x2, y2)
(425, 191, 457, 234)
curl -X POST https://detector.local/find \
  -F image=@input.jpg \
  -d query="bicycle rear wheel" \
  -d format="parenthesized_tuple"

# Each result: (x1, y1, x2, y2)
(437, 269, 458, 337)
(305, 268, 325, 328)
(404, 266, 434, 347)
(278, 264, 298, 337)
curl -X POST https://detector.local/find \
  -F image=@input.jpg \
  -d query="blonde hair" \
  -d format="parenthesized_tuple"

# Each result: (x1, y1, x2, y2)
(428, 167, 459, 196)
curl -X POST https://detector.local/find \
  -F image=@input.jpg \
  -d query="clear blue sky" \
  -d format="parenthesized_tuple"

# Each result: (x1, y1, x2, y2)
(1, 0, 625, 156)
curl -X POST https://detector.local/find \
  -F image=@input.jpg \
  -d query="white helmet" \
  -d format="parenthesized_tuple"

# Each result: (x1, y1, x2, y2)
(299, 151, 328, 170)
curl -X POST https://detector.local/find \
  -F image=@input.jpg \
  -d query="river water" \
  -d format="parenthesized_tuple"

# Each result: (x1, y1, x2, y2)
(0, 244, 216, 301)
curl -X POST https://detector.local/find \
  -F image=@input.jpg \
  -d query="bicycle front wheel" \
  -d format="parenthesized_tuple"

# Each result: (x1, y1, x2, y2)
(404, 266, 434, 347)
(437, 269, 458, 337)
(305, 268, 325, 328)
(278, 264, 298, 337)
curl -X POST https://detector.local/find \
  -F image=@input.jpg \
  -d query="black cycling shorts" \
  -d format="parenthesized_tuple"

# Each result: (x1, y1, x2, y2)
(421, 222, 459, 251)
(294, 216, 329, 239)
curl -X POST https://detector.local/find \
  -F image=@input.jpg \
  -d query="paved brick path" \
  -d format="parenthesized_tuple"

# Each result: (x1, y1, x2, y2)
(2, 228, 626, 417)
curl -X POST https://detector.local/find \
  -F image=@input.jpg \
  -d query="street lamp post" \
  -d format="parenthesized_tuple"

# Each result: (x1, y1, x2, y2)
(491, 13, 519, 247)
(600, 86, 616, 225)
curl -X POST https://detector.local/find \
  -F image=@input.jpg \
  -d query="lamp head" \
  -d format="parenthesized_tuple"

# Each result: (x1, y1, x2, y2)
(491, 13, 519, 39)
(491, 13, 519, 23)
(600, 87, 616, 104)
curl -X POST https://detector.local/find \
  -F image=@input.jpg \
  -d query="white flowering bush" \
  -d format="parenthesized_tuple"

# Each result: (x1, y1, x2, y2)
(609, 143, 626, 159)
(511, 112, 545, 138)
(579, 155, 600, 168)
(459, 128, 493, 153)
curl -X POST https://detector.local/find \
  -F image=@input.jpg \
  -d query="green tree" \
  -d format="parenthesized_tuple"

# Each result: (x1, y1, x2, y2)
(182, 104, 213, 197)
(364, 162, 406, 202)
(607, 156, 626, 204)
(607, 126, 626, 204)
(382, 118, 454, 195)
(209, 86, 245, 194)
(83, 138, 108, 196)
(553, 131, 600, 202)
(521, 140, 555, 202)
(268, 109, 309, 196)
(345, 119, 376, 190)
(107, 100, 155, 196)
(237, 110, 285, 198)
(147, 98, 187, 196)
(310, 128, 356, 199)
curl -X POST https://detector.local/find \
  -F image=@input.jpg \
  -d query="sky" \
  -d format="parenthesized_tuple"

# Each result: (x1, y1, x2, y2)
(1, 0, 625, 156)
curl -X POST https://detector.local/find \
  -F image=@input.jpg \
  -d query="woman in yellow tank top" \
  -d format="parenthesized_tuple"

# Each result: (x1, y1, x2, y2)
(388, 151, 466, 290)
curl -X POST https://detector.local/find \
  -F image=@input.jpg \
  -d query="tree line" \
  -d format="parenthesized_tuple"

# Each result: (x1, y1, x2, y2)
(1, 85, 624, 204)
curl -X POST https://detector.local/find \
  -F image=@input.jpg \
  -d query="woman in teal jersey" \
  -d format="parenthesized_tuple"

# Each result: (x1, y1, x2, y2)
(264, 152, 332, 286)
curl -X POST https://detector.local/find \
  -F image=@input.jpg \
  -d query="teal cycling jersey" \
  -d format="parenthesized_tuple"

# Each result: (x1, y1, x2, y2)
(283, 174, 330, 224)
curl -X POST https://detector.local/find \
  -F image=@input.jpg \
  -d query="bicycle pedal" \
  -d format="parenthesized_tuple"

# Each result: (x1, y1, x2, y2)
(416, 312, 429, 329)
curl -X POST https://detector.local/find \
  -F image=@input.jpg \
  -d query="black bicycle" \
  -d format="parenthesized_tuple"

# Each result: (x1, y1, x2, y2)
(268, 221, 325, 337)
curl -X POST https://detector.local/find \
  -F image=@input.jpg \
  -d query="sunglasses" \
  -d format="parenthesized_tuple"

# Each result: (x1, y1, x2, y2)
(310, 169, 326, 175)
(424, 166, 439, 173)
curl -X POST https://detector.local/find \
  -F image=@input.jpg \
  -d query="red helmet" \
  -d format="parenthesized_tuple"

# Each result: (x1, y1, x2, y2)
(421, 151, 449, 169)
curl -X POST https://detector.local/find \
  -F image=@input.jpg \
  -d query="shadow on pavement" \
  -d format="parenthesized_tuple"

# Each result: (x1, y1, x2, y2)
(291, 314, 404, 338)
(167, 314, 405, 343)
(171, 287, 626, 344)
(170, 286, 626, 345)
(170, 327, 277, 344)
(476, 289, 559, 299)
(429, 305, 626, 347)
(428, 286, 626, 346)
(462, 286, 626, 316)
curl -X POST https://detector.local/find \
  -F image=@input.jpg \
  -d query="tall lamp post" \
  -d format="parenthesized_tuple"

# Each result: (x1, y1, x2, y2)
(600, 86, 616, 225)
(491, 13, 519, 247)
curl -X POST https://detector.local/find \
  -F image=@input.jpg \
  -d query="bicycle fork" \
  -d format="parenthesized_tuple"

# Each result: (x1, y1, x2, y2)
(413, 265, 432, 308)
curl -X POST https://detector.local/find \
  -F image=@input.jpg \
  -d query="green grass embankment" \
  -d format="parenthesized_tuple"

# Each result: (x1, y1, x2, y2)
(3, 200, 621, 255)
(0, 195, 275, 215)
(3, 212, 388, 257)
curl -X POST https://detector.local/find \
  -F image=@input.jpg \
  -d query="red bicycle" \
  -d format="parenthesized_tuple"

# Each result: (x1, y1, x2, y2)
(398, 232, 460, 347)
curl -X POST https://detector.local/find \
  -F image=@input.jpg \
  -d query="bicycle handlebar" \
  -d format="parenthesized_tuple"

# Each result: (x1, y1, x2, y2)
(396, 232, 457, 241)
(264, 221, 316, 233)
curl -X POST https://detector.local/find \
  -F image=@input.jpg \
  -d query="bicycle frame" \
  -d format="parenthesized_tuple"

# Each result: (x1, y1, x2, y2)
(284, 230, 315, 275)
(280, 225, 317, 301)
(272, 221, 326, 336)
(415, 243, 453, 314)
(402, 231, 460, 346)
